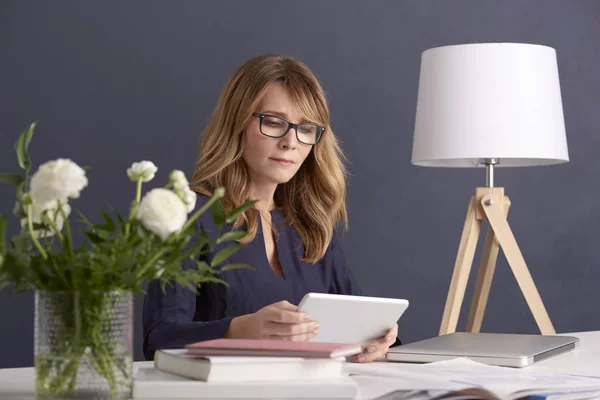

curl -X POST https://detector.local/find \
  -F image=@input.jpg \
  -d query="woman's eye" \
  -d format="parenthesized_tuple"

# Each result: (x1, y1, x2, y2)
(265, 119, 284, 127)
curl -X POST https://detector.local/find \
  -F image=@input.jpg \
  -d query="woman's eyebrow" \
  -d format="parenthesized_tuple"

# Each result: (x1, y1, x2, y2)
(260, 110, 312, 123)
(261, 109, 288, 119)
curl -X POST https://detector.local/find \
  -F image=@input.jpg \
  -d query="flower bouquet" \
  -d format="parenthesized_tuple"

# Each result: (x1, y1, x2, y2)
(0, 123, 255, 399)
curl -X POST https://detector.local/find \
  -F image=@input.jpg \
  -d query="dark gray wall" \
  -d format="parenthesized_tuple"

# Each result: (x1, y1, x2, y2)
(1, 0, 599, 368)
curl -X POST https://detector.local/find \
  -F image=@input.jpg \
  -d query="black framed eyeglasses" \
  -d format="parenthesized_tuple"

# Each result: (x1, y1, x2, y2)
(252, 113, 325, 145)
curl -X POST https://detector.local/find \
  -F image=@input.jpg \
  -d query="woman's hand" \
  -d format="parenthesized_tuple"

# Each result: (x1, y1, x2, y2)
(225, 300, 319, 341)
(354, 324, 398, 363)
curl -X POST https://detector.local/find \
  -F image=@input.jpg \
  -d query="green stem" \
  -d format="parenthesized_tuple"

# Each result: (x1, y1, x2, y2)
(45, 212, 64, 242)
(135, 178, 143, 204)
(59, 202, 73, 259)
(47, 258, 71, 289)
(27, 205, 47, 259)
(136, 249, 166, 278)
(125, 178, 143, 237)
(179, 188, 224, 234)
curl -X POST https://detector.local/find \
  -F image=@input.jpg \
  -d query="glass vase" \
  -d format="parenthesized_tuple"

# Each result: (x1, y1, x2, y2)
(34, 290, 134, 399)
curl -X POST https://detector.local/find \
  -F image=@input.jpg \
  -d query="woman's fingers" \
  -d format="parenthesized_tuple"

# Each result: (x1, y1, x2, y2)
(275, 330, 318, 342)
(356, 324, 399, 363)
(355, 341, 387, 362)
(266, 306, 310, 324)
(267, 320, 319, 337)
(272, 300, 299, 311)
(379, 324, 399, 344)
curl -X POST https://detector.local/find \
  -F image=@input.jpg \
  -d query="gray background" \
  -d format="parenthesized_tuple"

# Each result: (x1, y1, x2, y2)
(1, 0, 598, 368)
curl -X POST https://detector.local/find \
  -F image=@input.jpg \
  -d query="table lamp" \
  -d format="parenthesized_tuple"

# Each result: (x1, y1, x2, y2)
(411, 43, 569, 336)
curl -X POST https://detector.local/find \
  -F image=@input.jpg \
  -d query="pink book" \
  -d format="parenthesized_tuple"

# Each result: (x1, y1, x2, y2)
(185, 338, 363, 359)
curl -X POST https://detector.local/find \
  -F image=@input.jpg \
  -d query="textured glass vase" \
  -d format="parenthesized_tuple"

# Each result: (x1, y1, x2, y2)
(34, 290, 134, 399)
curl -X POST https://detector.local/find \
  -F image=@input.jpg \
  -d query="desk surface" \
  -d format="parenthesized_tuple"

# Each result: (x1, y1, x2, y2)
(1, 331, 598, 399)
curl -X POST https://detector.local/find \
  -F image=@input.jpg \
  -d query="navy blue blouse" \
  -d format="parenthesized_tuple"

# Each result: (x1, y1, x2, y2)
(142, 195, 372, 360)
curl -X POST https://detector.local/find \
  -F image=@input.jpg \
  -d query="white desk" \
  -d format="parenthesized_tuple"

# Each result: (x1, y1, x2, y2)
(1, 331, 598, 399)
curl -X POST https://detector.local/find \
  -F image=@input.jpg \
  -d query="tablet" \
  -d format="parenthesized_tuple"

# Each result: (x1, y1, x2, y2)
(297, 293, 409, 345)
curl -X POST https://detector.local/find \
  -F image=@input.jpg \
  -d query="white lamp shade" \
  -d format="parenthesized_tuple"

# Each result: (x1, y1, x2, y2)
(411, 43, 569, 167)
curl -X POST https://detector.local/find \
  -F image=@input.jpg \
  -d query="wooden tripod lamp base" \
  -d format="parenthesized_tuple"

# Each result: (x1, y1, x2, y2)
(439, 186, 556, 336)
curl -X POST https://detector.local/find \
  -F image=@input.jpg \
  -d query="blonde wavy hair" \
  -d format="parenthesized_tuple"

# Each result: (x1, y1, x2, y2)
(190, 54, 347, 263)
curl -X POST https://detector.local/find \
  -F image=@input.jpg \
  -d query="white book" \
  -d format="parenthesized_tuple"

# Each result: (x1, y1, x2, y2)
(154, 349, 346, 382)
(132, 366, 358, 399)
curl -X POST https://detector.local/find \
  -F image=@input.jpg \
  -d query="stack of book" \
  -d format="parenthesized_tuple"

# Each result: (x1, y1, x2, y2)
(132, 339, 363, 399)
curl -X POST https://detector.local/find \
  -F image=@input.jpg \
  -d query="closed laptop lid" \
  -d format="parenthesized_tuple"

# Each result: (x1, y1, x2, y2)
(387, 332, 579, 367)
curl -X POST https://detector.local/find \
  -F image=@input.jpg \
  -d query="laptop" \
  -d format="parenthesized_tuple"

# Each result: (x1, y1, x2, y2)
(386, 332, 579, 368)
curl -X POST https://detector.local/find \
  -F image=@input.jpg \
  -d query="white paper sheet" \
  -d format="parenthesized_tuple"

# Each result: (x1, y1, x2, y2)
(345, 358, 600, 400)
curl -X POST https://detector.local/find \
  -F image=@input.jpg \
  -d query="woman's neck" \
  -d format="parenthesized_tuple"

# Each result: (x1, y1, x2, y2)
(247, 183, 277, 215)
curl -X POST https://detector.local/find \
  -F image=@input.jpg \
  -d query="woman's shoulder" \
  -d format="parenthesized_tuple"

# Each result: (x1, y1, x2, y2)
(194, 192, 212, 208)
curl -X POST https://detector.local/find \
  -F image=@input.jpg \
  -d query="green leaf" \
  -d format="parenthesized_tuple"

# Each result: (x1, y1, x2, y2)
(90, 252, 114, 267)
(1, 253, 25, 283)
(225, 200, 258, 224)
(219, 263, 253, 273)
(92, 224, 115, 233)
(195, 260, 216, 274)
(216, 230, 247, 244)
(100, 211, 116, 233)
(14, 129, 27, 169)
(174, 275, 198, 292)
(85, 232, 105, 245)
(136, 224, 149, 239)
(24, 121, 36, 152)
(210, 243, 243, 267)
(74, 208, 93, 226)
(14, 122, 36, 170)
(120, 271, 137, 287)
(11, 233, 31, 266)
(12, 201, 26, 218)
(114, 210, 127, 232)
(197, 275, 229, 286)
(180, 236, 210, 260)
(0, 173, 25, 186)
(211, 200, 225, 228)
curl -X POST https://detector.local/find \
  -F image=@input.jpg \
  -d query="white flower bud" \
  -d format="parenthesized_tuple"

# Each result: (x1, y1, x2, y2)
(168, 170, 195, 213)
(127, 161, 158, 183)
(180, 186, 197, 213)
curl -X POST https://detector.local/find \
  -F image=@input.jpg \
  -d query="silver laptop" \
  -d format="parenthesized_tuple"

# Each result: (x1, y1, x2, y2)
(386, 332, 579, 368)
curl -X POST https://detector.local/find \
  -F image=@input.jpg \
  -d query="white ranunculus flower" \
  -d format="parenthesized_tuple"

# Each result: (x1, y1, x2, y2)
(30, 158, 88, 204)
(21, 198, 71, 238)
(136, 188, 187, 241)
(127, 161, 158, 183)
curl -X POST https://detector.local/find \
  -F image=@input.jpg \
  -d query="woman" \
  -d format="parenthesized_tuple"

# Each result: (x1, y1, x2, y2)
(142, 54, 399, 363)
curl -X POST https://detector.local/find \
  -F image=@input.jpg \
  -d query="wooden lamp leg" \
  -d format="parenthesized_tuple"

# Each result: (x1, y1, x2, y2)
(480, 194, 556, 335)
(466, 196, 510, 332)
(439, 197, 482, 336)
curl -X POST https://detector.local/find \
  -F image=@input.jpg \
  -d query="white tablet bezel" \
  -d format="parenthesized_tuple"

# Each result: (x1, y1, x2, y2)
(297, 293, 409, 345)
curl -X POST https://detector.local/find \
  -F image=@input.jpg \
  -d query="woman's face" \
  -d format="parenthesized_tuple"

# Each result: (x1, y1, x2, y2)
(242, 81, 315, 187)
